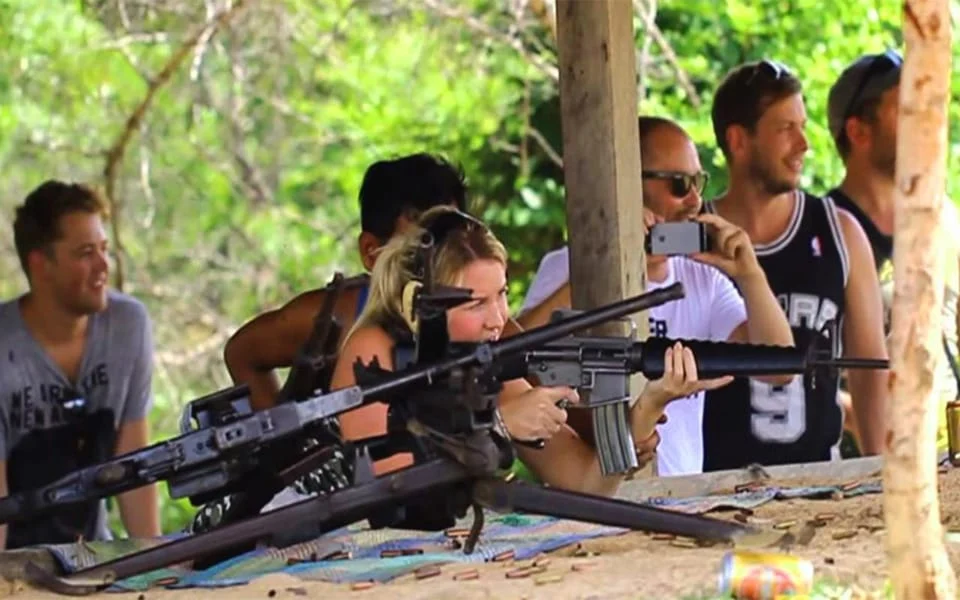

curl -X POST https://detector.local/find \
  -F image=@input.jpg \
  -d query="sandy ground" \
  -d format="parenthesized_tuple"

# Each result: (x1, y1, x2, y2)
(3, 469, 960, 600)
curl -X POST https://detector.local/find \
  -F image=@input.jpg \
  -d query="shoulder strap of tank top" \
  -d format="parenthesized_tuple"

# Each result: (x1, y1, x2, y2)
(820, 192, 851, 288)
(356, 281, 370, 318)
(333, 273, 370, 289)
(320, 272, 369, 318)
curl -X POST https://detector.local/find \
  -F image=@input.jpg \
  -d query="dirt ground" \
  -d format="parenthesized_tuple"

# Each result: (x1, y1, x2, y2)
(4, 469, 960, 600)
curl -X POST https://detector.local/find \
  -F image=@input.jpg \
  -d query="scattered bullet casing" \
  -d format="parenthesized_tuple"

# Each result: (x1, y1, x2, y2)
(453, 569, 479, 581)
(840, 480, 862, 492)
(535, 574, 564, 585)
(415, 565, 442, 580)
(350, 581, 375, 591)
(813, 512, 837, 522)
(445, 528, 471, 538)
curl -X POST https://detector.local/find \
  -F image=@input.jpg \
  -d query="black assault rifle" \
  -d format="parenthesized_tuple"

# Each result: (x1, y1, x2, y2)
(0, 283, 686, 546)
(491, 314, 887, 474)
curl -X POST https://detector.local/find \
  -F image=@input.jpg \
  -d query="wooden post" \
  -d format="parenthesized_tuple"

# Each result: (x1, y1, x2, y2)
(555, 0, 651, 474)
(555, 0, 646, 340)
(884, 0, 957, 596)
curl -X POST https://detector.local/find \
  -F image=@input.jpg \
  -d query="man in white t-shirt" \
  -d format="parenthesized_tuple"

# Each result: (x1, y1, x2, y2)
(518, 116, 795, 476)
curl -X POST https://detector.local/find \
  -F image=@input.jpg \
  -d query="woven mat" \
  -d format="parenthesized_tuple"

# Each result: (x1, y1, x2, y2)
(32, 479, 882, 592)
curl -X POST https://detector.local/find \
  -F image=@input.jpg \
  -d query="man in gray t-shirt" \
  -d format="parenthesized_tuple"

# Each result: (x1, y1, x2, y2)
(0, 180, 160, 548)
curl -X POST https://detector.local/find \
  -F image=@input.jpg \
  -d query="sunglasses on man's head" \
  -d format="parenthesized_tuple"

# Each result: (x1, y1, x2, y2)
(842, 49, 903, 123)
(744, 59, 792, 87)
(641, 170, 709, 197)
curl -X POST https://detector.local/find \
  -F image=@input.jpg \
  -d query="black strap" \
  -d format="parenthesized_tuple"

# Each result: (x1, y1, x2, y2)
(943, 334, 960, 401)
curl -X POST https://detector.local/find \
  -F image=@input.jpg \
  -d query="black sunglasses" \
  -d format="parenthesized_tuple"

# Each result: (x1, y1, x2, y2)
(744, 59, 792, 87)
(841, 49, 902, 124)
(642, 170, 709, 197)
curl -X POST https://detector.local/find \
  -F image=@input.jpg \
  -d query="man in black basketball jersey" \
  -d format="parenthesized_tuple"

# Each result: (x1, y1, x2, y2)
(826, 51, 960, 453)
(701, 60, 889, 470)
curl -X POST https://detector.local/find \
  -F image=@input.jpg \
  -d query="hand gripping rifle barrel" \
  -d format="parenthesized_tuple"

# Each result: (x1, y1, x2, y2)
(0, 283, 686, 526)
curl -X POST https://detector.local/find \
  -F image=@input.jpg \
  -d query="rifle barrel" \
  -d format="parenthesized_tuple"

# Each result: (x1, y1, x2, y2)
(809, 358, 889, 370)
(495, 282, 685, 357)
(364, 282, 685, 397)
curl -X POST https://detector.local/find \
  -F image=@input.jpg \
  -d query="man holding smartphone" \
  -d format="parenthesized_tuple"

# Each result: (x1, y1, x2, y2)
(519, 116, 794, 476)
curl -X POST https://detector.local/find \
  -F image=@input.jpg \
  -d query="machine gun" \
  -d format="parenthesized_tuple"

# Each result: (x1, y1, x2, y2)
(0, 282, 685, 544)
(185, 272, 356, 534)
(178, 272, 354, 435)
(20, 280, 773, 596)
(493, 315, 888, 474)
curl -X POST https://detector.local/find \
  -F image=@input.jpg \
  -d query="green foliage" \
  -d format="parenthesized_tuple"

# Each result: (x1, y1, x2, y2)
(0, 0, 957, 537)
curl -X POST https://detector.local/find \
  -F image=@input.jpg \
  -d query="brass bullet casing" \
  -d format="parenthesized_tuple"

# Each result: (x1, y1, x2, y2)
(947, 400, 960, 466)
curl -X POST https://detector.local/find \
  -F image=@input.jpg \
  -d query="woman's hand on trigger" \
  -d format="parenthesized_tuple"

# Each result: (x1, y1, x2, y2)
(500, 386, 579, 442)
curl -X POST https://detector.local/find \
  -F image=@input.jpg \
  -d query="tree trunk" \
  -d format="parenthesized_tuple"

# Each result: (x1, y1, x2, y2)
(555, 0, 649, 476)
(883, 0, 956, 597)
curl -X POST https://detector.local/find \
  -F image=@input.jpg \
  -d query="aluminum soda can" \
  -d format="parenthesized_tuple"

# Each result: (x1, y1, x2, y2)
(718, 550, 814, 599)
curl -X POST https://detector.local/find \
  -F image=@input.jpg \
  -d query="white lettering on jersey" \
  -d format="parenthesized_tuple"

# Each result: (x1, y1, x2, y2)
(777, 293, 839, 332)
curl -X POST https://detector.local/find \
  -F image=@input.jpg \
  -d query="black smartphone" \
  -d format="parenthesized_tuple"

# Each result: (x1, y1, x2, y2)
(645, 222, 711, 255)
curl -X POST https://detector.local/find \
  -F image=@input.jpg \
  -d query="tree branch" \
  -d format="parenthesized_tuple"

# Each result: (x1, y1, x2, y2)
(102, 0, 251, 291)
(95, 31, 171, 51)
(637, 0, 656, 102)
(421, 0, 559, 82)
(632, 0, 701, 108)
(189, 0, 219, 82)
(527, 126, 563, 168)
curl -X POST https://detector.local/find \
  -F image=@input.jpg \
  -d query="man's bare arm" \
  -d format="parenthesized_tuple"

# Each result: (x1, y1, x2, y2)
(837, 210, 889, 455)
(501, 316, 524, 339)
(224, 289, 329, 410)
(114, 419, 161, 538)
(516, 284, 573, 331)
